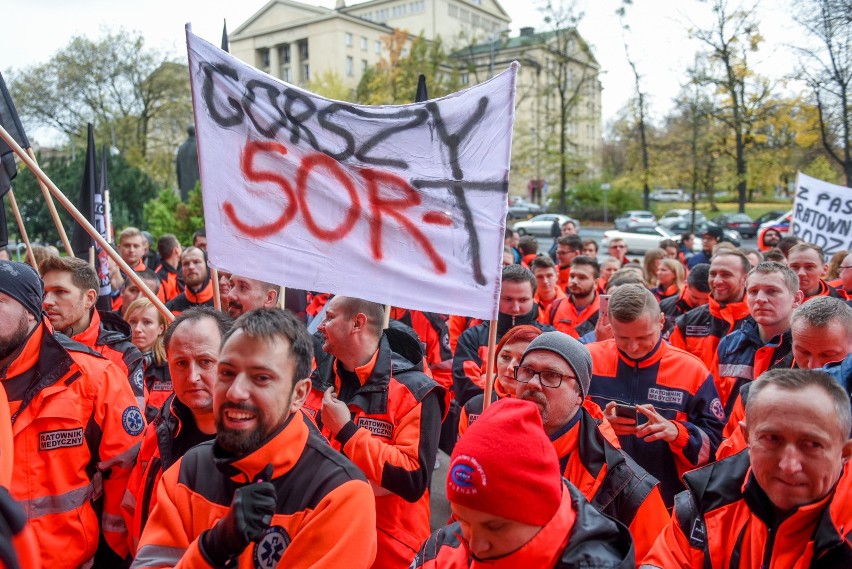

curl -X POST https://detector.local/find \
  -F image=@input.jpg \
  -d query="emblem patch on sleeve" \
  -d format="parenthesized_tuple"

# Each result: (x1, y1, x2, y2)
(38, 428, 84, 451)
(254, 526, 290, 569)
(122, 406, 145, 436)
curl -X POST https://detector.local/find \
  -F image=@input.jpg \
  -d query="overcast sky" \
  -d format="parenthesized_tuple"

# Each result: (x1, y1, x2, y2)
(3, 0, 804, 143)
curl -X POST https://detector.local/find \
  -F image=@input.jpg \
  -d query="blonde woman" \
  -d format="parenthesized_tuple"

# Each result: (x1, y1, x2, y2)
(654, 258, 685, 301)
(642, 248, 667, 288)
(125, 298, 171, 421)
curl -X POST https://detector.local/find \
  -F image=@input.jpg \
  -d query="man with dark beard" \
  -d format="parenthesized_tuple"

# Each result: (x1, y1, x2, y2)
(133, 308, 376, 569)
(0, 261, 143, 567)
(453, 264, 553, 405)
(550, 256, 601, 339)
(165, 247, 214, 314)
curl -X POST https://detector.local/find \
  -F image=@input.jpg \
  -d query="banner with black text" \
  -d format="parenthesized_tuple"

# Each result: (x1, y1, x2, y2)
(186, 27, 515, 320)
(793, 173, 852, 256)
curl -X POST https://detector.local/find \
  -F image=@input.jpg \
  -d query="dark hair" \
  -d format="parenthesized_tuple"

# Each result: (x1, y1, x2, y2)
(192, 228, 206, 241)
(557, 235, 583, 251)
(334, 296, 385, 338)
(504, 227, 514, 240)
(571, 255, 600, 278)
(164, 306, 234, 353)
(777, 236, 803, 257)
(680, 232, 693, 241)
(687, 263, 711, 293)
(157, 234, 181, 259)
(582, 239, 599, 254)
(762, 249, 786, 263)
(39, 255, 98, 293)
(530, 256, 556, 271)
(222, 308, 314, 381)
(517, 236, 538, 256)
(502, 264, 537, 294)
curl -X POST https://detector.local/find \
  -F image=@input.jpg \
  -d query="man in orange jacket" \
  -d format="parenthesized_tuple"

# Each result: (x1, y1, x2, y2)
(670, 249, 751, 385)
(40, 255, 146, 407)
(642, 369, 852, 568)
(122, 307, 234, 552)
(412, 398, 634, 568)
(225, 274, 280, 318)
(154, 234, 183, 302)
(165, 247, 214, 313)
(588, 284, 725, 506)
(549, 256, 601, 339)
(0, 260, 144, 567)
(515, 331, 669, 560)
(133, 308, 377, 568)
(310, 296, 444, 568)
(787, 243, 846, 301)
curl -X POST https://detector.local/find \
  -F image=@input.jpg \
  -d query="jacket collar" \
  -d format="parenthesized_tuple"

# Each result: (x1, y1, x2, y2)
(616, 337, 665, 368)
(468, 484, 574, 568)
(71, 309, 100, 348)
(185, 274, 214, 304)
(213, 411, 308, 484)
(708, 296, 750, 327)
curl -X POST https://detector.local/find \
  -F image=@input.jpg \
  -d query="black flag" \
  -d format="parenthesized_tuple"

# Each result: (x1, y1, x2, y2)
(0, 71, 30, 196)
(415, 74, 429, 103)
(221, 20, 229, 52)
(70, 124, 98, 256)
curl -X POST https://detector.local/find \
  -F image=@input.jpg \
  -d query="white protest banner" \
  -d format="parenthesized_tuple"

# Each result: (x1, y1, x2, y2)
(186, 27, 515, 320)
(793, 173, 852, 255)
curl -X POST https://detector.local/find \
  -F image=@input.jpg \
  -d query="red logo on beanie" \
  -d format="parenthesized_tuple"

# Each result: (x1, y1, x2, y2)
(448, 455, 486, 496)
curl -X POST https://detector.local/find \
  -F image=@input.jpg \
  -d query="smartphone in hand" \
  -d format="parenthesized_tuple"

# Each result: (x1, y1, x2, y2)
(613, 403, 637, 422)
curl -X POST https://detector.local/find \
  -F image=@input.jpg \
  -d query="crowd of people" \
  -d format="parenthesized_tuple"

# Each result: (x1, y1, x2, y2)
(0, 215, 850, 568)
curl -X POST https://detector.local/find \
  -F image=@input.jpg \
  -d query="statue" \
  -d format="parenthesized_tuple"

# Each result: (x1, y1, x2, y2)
(175, 125, 200, 202)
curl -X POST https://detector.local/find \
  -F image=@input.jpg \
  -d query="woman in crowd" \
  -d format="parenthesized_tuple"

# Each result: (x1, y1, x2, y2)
(642, 248, 666, 288)
(458, 325, 543, 436)
(125, 298, 171, 422)
(653, 258, 685, 301)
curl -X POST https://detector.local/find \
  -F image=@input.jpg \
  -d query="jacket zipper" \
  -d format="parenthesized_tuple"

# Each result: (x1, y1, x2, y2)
(140, 456, 162, 533)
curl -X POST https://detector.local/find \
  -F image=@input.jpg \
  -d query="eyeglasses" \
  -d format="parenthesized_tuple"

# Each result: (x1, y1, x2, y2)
(513, 365, 575, 388)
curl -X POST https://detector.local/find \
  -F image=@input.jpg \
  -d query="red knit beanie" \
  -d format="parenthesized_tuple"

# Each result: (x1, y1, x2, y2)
(447, 398, 562, 526)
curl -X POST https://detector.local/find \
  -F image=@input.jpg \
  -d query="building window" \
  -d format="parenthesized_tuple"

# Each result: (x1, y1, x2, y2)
(449, 4, 458, 17)
(461, 72, 469, 85)
(472, 14, 480, 27)
(346, 56, 354, 76)
(303, 63, 310, 81)
(280, 44, 291, 64)
(283, 67, 292, 82)
(460, 8, 470, 22)
(361, 36, 367, 50)
(299, 41, 309, 61)
(375, 40, 381, 54)
(257, 48, 270, 69)
(345, 32, 353, 46)
(362, 59, 368, 72)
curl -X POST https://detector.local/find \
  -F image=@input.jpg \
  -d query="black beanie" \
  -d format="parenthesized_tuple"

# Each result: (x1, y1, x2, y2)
(0, 261, 44, 319)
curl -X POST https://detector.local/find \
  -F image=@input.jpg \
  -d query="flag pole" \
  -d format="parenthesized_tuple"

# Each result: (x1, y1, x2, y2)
(26, 148, 73, 256)
(211, 267, 221, 310)
(0, 124, 175, 322)
(5, 189, 37, 271)
(482, 319, 498, 411)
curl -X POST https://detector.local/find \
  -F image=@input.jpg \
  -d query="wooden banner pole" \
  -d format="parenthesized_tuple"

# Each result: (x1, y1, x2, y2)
(5, 190, 38, 271)
(211, 267, 221, 311)
(0, 125, 174, 322)
(26, 148, 73, 257)
(482, 318, 498, 411)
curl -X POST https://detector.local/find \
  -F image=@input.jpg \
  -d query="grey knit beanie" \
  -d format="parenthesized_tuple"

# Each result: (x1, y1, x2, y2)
(519, 331, 592, 398)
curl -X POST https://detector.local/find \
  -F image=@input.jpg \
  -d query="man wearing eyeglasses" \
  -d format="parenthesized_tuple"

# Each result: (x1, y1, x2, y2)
(607, 238, 628, 266)
(836, 252, 852, 296)
(515, 331, 670, 560)
(586, 284, 725, 507)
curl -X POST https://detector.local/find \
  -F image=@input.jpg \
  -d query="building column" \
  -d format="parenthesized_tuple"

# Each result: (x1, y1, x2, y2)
(269, 44, 280, 79)
(291, 40, 301, 84)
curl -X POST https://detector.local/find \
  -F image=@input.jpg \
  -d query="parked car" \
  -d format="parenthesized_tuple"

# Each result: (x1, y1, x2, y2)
(753, 210, 789, 228)
(658, 209, 707, 225)
(662, 219, 742, 247)
(712, 213, 756, 238)
(601, 225, 680, 254)
(507, 197, 542, 219)
(512, 214, 579, 237)
(650, 189, 686, 202)
(614, 210, 657, 231)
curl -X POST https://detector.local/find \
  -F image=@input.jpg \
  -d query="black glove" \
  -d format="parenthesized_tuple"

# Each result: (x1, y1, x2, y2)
(200, 464, 276, 567)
